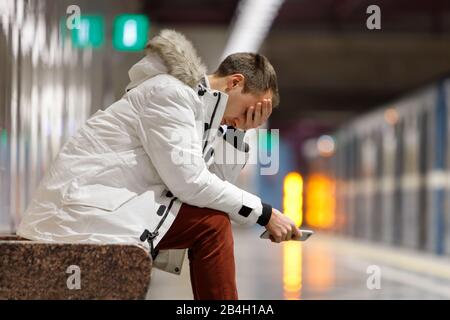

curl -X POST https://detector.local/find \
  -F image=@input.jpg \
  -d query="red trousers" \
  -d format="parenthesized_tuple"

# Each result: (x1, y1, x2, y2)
(155, 203, 238, 300)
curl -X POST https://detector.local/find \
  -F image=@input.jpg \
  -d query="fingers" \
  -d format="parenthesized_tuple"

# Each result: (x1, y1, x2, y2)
(261, 99, 272, 122)
(274, 227, 290, 243)
(277, 225, 299, 242)
(292, 226, 301, 240)
(253, 102, 262, 126)
(285, 229, 293, 241)
(245, 106, 254, 129)
(242, 99, 272, 130)
(270, 230, 283, 243)
(265, 208, 300, 243)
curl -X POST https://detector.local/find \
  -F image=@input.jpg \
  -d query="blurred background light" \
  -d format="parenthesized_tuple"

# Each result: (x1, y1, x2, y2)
(1, 129, 7, 146)
(222, 0, 284, 57)
(70, 15, 104, 48)
(384, 107, 399, 125)
(283, 241, 303, 300)
(305, 173, 336, 229)
(283, 172, 303, 227)
(317, 135, 335, 158)
(113, 14, 149, 51)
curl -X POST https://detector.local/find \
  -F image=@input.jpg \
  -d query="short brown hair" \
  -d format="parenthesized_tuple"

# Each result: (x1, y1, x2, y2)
(214, 53, 280, 107)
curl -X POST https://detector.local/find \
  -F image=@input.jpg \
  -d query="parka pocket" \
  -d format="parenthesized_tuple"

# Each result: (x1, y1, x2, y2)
(62, 183, 138, 212)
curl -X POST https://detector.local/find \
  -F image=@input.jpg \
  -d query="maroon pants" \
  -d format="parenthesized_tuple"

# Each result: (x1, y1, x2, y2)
(155, 203, 238, 300)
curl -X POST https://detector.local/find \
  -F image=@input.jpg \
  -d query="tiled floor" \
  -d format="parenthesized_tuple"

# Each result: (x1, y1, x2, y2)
(147, 226, 450, 300)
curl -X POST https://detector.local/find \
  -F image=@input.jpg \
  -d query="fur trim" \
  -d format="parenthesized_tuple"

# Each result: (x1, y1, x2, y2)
(145, 29, 207, 88)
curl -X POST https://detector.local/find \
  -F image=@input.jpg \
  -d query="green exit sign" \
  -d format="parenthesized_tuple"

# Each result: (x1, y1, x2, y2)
(71, 15, 104, 48)
(113, 14, 149, 51)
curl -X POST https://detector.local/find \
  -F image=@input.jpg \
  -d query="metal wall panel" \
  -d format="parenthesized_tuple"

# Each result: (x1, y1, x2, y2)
(0, 0, 142, 232)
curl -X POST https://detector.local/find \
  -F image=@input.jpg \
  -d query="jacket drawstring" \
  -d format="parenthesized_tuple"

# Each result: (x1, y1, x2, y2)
(140, 229, 159, 259)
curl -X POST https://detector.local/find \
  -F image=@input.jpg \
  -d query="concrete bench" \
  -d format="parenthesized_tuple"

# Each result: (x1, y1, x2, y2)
(0, 235, 152, 299)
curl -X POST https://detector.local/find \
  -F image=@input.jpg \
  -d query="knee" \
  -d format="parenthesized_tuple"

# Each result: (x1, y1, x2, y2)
(191, 210, 235, 259)
(200, 210, 233, 241)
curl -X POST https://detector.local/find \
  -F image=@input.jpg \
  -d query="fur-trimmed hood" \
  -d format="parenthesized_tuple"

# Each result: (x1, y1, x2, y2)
(126, 29, 207, 91)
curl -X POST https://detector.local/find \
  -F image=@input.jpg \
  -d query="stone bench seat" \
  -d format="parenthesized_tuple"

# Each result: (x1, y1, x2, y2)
(0, 235, 152, 299)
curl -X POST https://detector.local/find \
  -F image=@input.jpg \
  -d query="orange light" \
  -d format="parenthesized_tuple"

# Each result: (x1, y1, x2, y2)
(305, 173, 335, 229)
(283, 172, 303, 227)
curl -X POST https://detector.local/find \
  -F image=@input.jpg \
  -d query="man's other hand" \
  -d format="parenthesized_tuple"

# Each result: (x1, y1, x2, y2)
(264, 208, 301, 243)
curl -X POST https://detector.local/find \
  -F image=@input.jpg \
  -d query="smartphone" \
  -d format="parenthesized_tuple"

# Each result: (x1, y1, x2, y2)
(259, 229, 314, 241)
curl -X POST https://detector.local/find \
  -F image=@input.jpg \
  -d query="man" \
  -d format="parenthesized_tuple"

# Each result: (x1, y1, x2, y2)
(17, 29, 299, 299)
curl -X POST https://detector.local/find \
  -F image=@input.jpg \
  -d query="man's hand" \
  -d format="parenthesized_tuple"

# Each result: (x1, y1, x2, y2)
(235, 98, 273, 130)
(264, 208, 301, 243)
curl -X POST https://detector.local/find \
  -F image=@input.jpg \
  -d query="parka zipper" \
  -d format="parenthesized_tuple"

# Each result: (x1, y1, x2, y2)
(140, 192, 177, 259)
(202, 92, 221, 153)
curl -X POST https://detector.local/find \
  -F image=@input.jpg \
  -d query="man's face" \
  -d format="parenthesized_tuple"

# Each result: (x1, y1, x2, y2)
(221, 75, 273, 129)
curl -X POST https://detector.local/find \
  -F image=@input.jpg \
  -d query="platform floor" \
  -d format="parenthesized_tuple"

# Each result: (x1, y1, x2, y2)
(147, 226, 450, 300)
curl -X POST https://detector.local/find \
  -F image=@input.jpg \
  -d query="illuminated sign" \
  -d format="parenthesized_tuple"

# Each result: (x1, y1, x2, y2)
(113, 14, 149, 51)
(70, 15, 104, 48)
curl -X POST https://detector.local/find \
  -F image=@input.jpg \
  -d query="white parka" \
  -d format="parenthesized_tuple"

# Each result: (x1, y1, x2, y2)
(17, 30, 272, 275)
